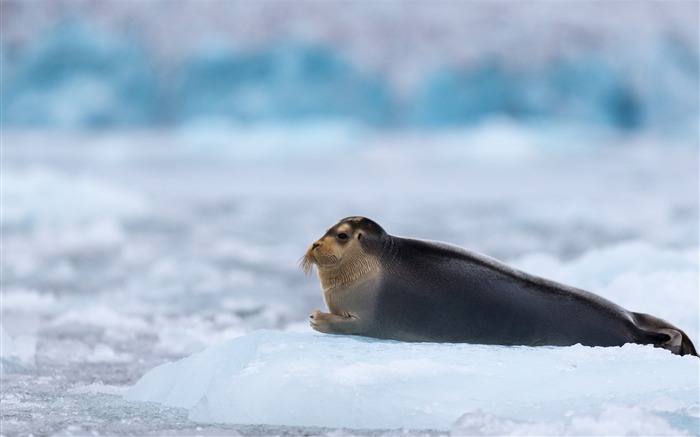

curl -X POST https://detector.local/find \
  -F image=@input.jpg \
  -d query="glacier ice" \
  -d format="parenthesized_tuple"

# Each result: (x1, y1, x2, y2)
(410, 57, 643, 129)
(124, 330, 699, 433)
(3, 20, 158, 128)
(3, 7, 697, 132)
(174, 42, 392, 125)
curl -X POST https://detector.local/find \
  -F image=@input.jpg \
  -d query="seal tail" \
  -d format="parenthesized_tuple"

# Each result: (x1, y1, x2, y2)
(632, 312, 698, 357)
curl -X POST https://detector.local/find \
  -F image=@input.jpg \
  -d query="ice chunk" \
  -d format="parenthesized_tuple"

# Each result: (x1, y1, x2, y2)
(49, 304, 149, 333)
(85, 344, 133, 363)
(1, 324, 22, 375)
(1, 324, 35, 375)
(36, 339, 133, 364)
(2, 288, 57, 314)
(451, 406, 691, 436)
(2, 168, 148, 226)
(68, 382, 128, 396)
(155, 325, 246, 356)
(125, 330, 699, 432)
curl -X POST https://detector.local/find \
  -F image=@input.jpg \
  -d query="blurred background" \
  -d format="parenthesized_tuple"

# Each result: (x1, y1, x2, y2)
(2, 1, 698, 132)
(1, 1, 699, 435)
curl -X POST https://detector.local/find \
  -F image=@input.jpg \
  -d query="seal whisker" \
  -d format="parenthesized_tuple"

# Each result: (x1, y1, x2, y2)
(299, 254, 314, 275)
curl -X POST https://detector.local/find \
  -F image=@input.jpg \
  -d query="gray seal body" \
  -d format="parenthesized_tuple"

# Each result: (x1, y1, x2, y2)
(304, 217, 697, 357)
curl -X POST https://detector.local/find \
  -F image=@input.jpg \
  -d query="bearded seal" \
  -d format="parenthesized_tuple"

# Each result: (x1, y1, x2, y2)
(301, 216, 698, 357)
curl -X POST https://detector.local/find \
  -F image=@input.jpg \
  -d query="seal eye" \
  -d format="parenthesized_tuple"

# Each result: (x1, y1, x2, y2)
(337, 232, 349, 241)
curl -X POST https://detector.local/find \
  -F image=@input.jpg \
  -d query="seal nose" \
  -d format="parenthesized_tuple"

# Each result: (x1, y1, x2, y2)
(312, 242, 322, 250)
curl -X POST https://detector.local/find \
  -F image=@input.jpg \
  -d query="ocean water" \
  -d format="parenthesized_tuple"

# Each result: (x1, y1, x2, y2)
(2, 124, 698, 435)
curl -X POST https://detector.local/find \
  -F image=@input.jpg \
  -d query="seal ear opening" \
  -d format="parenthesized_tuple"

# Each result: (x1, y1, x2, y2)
(357, 233, 363, 240)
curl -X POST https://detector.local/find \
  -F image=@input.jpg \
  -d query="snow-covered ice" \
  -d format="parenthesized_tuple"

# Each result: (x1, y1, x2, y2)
(1, 124, 698, 435)
(1, 324, 36, 375)
(2, 125, 699, 436)
(125, 330, 699, 434)
(450, 406, 696, 437)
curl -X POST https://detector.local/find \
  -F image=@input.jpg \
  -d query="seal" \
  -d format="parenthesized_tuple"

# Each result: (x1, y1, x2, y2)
(302, 216, 698, 357)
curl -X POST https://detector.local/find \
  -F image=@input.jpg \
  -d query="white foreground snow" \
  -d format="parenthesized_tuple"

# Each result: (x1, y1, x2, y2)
(124, 330, 699, 434)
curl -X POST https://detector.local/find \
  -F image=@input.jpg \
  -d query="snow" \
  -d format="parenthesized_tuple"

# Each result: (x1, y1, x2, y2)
(3, 167, 148, 226)
(68, 382, 128, 396)
(450, 406, 694, 436)
(2, 125, 698, 435)
(124, 330, 699, 433)
(0, 324, 35, 375)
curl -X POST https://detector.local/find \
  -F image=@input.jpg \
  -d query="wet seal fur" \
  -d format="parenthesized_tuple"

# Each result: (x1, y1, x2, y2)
(302, 216, 698, 357)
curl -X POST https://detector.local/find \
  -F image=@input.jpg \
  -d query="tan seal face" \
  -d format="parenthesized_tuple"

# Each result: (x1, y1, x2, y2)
(301, 217, 384, 291)
(301, 221, 359, 273)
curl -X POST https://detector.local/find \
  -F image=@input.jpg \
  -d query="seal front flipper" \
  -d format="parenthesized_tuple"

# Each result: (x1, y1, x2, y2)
(632, 312, 698, 357)
(310, 310, 361, 335)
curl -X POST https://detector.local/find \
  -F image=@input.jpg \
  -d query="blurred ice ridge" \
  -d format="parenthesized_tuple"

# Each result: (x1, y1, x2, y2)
(2, 2, 697, 132)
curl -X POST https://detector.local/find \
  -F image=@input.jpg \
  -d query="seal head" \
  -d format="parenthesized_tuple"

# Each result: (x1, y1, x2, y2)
(302, 216, 386, 292)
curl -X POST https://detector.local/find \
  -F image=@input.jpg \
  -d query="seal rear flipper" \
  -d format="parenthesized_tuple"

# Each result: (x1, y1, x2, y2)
(632, 312, 698, 357)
